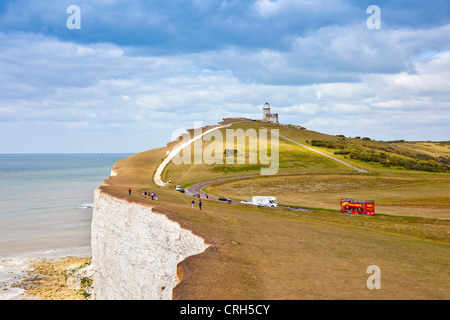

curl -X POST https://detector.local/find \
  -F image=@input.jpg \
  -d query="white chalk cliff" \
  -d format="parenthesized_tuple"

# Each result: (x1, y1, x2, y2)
(91, 188, 209, 300)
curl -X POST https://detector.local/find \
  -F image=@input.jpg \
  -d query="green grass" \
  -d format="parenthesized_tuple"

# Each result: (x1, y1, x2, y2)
(164, 121, 355, 186)
(275, 124, 449, 172)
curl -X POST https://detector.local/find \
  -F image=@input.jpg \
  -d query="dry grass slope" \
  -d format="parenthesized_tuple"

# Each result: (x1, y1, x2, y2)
(99, 119, 450, 300)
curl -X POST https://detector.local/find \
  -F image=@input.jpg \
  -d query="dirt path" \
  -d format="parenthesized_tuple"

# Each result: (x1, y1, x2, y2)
(154, 121, 245, 187)
(262, 127, 369, 173)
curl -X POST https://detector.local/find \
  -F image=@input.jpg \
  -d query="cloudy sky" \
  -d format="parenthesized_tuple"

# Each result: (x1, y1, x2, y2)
(1, 0, 449, 153)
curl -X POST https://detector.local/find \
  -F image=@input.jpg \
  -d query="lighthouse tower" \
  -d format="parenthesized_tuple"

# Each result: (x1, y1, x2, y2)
(262, 102, 278, 124)
(263, 103, 271, 120)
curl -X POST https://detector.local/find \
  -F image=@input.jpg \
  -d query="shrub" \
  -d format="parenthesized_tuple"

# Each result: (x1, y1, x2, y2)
(311, 140, 346, 149)
(334, 150, 350, 155)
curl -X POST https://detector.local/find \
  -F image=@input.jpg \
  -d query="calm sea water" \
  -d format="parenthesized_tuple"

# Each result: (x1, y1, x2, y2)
(0, 153, 130, 299)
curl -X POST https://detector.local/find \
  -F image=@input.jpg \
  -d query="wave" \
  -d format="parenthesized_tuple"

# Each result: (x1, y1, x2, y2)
(78, 203, 94, 209)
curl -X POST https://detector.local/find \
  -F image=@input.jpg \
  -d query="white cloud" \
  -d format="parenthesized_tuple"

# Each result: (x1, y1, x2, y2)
(253, 0, 350, 19)
(278, 104, 318, 115)
(0, 24, 449, 152)
(254, 0, 280, 18)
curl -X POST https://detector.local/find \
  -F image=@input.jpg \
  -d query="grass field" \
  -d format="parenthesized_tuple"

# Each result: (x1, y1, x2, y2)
(204, 172, 450, 219)
(100, 118, 450, 299)
(163, 121, 355, 188)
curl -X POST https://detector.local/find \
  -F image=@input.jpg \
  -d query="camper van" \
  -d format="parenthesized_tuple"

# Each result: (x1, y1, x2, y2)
(252, 196, 278, 207)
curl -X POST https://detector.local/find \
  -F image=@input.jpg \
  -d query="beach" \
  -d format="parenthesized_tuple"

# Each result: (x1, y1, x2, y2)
(0, 153, 129, 300)
(1, 247, 92, 300)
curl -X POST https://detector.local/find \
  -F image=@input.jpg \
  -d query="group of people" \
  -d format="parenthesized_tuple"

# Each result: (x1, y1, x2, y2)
(144, 190, 158, 200)
(192, 198, 202, 210)
(128, 188, 159, 200)
(130, 187, 205, 210)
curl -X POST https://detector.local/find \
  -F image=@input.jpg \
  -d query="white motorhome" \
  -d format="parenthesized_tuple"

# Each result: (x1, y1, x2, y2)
(252, 196, 278, 207)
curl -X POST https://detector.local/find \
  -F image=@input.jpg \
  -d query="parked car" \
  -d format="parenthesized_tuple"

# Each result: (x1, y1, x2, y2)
(175, 186, 185, 193)
(193, 193, 201, 198)
(241, 200, 253, 205)
(218, 197, 232, 203)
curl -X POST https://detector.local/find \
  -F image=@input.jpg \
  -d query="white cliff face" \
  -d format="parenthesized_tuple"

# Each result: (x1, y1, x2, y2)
(91, 188, 209, 300)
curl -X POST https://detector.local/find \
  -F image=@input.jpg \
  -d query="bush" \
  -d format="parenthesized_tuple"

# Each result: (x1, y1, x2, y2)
(349, 150, 448, 172)
(311, 140, 346, 149)
(334, 150, 350, 155)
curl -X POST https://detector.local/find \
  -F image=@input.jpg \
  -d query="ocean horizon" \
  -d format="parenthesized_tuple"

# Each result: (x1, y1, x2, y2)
(0, 153, 131, 299)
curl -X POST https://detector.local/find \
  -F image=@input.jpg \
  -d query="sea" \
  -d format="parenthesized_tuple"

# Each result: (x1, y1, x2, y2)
(0, 153, 130, 300)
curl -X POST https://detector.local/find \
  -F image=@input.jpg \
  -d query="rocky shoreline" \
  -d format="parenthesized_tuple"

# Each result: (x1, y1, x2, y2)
(12, 256, 94, 300)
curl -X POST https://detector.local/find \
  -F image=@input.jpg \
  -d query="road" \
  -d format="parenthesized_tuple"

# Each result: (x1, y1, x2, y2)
(183, 173, 354, 212)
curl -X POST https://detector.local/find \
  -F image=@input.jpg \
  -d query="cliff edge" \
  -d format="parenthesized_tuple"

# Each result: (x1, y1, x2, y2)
(91, 188, 209, 300)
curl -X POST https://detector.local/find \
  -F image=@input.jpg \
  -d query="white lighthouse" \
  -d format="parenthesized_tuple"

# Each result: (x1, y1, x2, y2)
(262, 102, 278, 124)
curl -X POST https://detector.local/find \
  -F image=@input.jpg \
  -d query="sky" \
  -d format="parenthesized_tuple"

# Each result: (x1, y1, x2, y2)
(0, 0, 449, 153)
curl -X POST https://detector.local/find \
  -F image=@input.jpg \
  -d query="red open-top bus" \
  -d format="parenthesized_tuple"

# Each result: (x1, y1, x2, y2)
(340, 199, 375, 216)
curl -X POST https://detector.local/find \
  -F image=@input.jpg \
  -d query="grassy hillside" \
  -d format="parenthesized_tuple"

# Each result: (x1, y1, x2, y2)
(100, 118, 450, 299)
(163, 120, 356, 187)
(166, 120, 449, 189)
(164, 119, 449, 219)
(273, 123, 449, 173)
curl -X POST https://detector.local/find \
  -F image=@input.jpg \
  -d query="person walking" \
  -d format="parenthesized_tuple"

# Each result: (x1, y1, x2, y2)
(199, 199, 202, 210)
(192, 199, 195, 208)
(128, 188, 131, 195)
